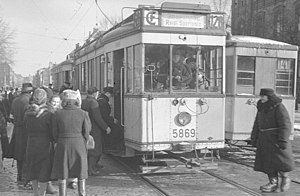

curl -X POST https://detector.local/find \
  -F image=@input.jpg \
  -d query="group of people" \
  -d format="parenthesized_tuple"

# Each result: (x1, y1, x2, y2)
(0, 81, 296, 194)
(0, 82, 123, 196)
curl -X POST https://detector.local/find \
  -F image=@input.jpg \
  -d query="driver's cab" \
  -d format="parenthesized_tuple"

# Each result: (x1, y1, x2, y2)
(144, 44, 223, 93)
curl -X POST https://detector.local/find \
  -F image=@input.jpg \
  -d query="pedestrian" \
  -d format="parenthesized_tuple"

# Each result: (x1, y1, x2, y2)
(8, 87, 15, 106)
(0, 94, 9, 172)
(51, 89, 91, 196)
(250, 88, 295, 193)
(97, 87, 124, 153)
(81, 87, 111, 176)
(10, 83, 33, 187)
(48, 94, 78, 190)
(59, 81, 72, 94)
(24, 88, 55, 196)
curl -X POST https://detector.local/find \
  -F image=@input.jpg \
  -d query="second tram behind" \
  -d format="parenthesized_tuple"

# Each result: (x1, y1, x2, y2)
(73, 2, 227, 156)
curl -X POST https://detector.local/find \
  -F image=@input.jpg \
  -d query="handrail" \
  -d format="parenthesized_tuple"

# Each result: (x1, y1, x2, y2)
(120, 66, 125, 126)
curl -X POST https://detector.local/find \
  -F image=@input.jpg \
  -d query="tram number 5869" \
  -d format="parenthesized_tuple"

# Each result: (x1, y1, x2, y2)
(172, 128, 196, 139)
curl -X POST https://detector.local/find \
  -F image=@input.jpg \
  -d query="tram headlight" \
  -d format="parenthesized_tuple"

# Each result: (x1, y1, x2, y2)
(175, 112, 191, 126)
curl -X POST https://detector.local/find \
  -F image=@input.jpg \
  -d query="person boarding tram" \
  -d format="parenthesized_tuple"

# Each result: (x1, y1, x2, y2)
(97, 87, 125, 153)
(81, 87, 111, 175)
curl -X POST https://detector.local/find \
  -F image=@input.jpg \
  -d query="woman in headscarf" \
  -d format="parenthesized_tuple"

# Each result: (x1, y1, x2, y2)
(24, 88, 54, 196)
(48, 95, 78, 190)
(51, 90, 91, 196)
(251, 88, 295, 193)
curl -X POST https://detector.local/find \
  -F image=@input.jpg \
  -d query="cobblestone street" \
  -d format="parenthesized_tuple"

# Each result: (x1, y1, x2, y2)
(0, 154, 158, 196)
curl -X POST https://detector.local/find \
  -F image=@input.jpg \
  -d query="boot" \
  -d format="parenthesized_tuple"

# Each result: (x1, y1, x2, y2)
(39, 182, 48, 196)
(16, 161, 23, 184)
(31, 180, 39, 196)
(58, 179, 66, 196)
(260, 176, 278, 192)
(46, 181, 58, 194)
(88, 157, 100, 176)
(78, 179, 86, 196)
(280, 172, 291, 192)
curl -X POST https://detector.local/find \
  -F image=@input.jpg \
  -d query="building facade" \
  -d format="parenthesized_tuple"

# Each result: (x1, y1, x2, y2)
(232, 0, 300, 103)
(0, 62, 13, 90)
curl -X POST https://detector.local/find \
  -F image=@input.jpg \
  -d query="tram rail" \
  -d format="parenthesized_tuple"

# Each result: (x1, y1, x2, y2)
(165, 151, 263, 196)
(107, 154, 170, 196)
(221, 143, 300, 185)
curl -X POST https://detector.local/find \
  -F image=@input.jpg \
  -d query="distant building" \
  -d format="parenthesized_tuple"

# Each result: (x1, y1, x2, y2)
(34, 67, 51, 88)
(0, 62, 12, 89)
(231, 0, 300, 103)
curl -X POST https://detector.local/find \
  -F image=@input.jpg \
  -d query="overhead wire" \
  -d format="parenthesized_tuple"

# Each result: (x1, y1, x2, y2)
(17, 30, 85, 41)
(30, 0, 65, 40)
(49, 0, 94, 61)
(65, 0, 95, 40)
(95, 0, 113, 26)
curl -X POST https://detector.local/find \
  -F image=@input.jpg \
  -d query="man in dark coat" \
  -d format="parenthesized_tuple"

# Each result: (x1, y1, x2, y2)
(251, 88, 294, 193)
(81, 87, 111, 176)
(10, 83, 33, 184)
(97, 87, 125, 153)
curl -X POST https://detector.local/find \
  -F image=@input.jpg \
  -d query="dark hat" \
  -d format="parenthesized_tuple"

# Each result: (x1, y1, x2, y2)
(22, 83, 33, 93)
(259, 88, 275, 97)
(103, 87, 114, 94)
(32, 88, 47, 105)
(87, 87, 98, 95)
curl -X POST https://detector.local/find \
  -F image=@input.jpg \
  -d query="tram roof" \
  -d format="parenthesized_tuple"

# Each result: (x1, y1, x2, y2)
(226, 35, 298, 51)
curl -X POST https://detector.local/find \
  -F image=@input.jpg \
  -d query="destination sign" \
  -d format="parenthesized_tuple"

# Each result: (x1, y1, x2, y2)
(161, 13, 206, 28)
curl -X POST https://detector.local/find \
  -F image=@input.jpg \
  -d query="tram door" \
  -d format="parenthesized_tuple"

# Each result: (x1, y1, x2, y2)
(255, 57, 276, 94)
(113, 49, 124, 124)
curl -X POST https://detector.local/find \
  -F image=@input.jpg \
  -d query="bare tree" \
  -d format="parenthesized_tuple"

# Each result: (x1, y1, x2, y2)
(97, 16, 121, 31)
(0, 18, 15, 64)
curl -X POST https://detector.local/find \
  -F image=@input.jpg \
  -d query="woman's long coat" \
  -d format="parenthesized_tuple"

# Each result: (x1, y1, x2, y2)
(51, 105, 91, 179)
(24, 104, 54, 182)
(251, 101, 295, 174)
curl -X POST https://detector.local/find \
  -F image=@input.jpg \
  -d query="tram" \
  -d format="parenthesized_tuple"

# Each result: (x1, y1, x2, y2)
(225, 35, 298, 141)
(72, 2, 227, 156)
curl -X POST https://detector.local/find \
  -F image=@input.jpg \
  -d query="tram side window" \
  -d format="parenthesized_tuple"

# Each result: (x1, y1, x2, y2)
(106, 53, 113, 87)
(275, 59, 295, 96)
(236, 56, 255, 94)
(145, 44, 170, 92)
(134, 45, 143, 93)
(126, 47, 134, 93)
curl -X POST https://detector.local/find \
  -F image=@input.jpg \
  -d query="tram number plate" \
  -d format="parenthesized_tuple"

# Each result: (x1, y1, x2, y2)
(172, 128, 196, 139)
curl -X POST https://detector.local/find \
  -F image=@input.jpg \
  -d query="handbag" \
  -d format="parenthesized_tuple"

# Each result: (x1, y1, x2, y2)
(86, 135, 95, 150)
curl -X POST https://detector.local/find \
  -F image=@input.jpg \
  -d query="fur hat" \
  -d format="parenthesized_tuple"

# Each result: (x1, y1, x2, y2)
(32, 88, 47, 105)
(61, 89, 79, 100)
(22, 83, 33, 93)
(103, 87, 114, 94)
(87, 87, 98, 95)
(259, 88, 275, 97)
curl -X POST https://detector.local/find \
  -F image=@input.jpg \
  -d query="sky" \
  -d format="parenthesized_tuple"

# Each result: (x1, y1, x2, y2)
(0, 0, 225, 76)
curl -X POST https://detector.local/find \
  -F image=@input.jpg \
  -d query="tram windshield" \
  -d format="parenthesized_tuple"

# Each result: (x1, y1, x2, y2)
(144, 44, 223, 93)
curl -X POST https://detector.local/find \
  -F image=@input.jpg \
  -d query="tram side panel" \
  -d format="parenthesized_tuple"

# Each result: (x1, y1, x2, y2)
(225, 37, 298, 141)
(195, 97, 225, 149)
